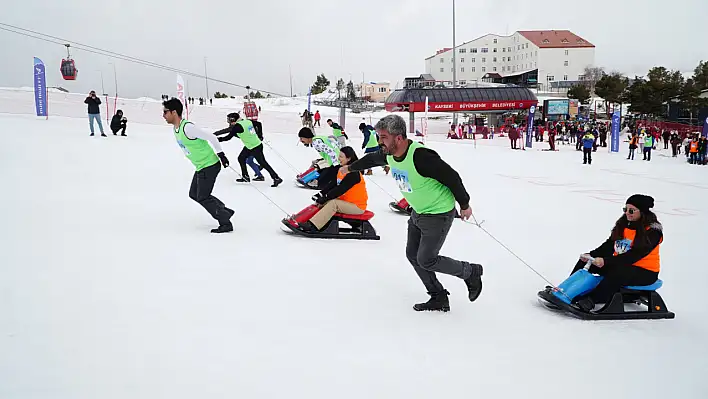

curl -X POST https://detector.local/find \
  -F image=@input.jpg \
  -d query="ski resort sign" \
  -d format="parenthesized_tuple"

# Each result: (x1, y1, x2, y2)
(386, 100, 537, 113)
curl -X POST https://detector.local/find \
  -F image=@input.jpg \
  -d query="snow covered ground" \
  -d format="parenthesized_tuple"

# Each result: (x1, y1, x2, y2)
(1, 107, 707, 399)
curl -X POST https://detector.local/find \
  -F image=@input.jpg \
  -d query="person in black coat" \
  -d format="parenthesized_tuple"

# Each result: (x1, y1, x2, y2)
(110, 110, 127, 136)
(84, 91, 105, 136)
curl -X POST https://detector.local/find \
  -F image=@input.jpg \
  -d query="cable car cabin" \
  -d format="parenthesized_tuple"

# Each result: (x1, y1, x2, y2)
(60, 59, 78, 80)
(243, 101, 259, 121)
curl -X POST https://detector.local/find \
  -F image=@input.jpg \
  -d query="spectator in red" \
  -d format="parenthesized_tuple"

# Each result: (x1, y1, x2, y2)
(314, 110, 321, 127)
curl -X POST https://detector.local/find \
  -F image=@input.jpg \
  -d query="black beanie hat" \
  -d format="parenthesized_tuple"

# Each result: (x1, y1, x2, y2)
(359, 123, 366, 131)
(227, 112, 239, 122)
(298, 127, 314, 138)
(626, 194, 654, 212)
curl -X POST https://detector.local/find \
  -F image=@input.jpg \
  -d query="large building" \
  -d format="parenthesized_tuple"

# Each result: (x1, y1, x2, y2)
(360, 82, 391, 102)
(424, 30, 595, 90)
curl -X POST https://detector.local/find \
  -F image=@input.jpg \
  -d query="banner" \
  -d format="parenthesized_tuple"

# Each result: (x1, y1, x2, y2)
(176, 75, 189, 119)
(611, 111, 621, 152)
(422, 96, 429, 144)
(702, 116, 708, 138)
(525, 104, 536, 148)
(307, 87, 312, 113)
(33, 57, 47, 117)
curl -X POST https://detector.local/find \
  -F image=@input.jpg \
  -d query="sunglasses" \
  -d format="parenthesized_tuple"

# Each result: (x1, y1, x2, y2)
(622, 207, 637, 215)
(163, 109, 171, 115)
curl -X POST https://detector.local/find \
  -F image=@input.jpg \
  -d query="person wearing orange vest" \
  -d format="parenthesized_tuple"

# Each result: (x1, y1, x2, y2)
(299, 146, 368, 232)
(570, 194, 663, 311)
(689, 136, 700, 164)
(627, 134, 639, 160)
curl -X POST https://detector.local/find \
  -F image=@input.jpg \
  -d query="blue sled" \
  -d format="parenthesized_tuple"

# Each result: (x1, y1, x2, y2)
(538, 265, 675, 320)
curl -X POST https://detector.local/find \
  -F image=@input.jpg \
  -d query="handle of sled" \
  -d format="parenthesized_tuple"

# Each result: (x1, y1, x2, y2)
(580, 254, 595, 270)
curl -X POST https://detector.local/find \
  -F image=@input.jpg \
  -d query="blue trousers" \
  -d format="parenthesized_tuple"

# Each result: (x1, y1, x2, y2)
(246, 156, 262, 177)
(88, 114, 104, 134)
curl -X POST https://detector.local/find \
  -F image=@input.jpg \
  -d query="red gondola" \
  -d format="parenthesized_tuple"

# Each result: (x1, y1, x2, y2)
(60, 44, 78, 81)
(243, 86, 259, 120)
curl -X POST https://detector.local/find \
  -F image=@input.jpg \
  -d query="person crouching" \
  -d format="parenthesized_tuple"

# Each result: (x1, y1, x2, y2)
(110, 110, 127, 136)
(298, 146, 368, 232)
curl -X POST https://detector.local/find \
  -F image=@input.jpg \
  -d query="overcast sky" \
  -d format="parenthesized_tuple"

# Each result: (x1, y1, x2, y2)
(1, 0, 706, 99)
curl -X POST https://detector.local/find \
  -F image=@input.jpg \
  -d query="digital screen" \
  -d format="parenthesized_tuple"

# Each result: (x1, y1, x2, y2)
(546, 100, 570, 115)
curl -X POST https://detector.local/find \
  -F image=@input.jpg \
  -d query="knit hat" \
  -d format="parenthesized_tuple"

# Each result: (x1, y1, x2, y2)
(298, 127, 314, 138)
(359, 123, 366, 131)
(626, 194, 654, 213)
(227, 112, 240, 122)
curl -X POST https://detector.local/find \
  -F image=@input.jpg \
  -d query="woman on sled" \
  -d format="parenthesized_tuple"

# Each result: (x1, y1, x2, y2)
(566, 194, 663, 312)
(293, 146, 368, 233)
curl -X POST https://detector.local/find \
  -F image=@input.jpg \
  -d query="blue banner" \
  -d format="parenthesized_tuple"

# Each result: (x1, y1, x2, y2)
(525, 104, 536, 148)
(611, 111, 621, 152)
(307, 87, 312, 113)
(33, 57, 47, 117)
(702, 116, 708, 138)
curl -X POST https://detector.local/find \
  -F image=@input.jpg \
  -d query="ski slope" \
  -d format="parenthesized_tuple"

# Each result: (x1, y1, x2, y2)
(1, 109, 707, 399)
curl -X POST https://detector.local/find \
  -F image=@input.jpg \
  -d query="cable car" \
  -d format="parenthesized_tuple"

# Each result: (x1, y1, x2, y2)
(243, 85, 259, 120)
(60, 44, 78, 81)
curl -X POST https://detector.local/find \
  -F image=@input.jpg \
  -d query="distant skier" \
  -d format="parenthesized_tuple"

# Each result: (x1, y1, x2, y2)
(216, 112, 283, 187)
(327, 119, 348, 147)
(162, 98, 234, 233)
(340, 115, 483, 312)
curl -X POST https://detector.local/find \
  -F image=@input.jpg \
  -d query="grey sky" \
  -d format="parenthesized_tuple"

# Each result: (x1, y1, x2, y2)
(1, 0, 706, 99)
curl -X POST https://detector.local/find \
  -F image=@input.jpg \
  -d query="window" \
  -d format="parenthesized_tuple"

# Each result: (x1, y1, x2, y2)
(564, 50, 569, 56)
(471, 48, 478, 53)
(440, 58, 444, 63)
(461, 67, 464, 72)
(482, 57, 486, 63)
(542, 39, 550, 44)
(564, 60, 569, 66)
(493, 57, 497, 62)
(459, 48, 467, 53)
(503, 47, 506, 52)
(502, 66, 505, 72)
(578, 75, 585, 81)
(460, 57, 465, 63)
(379, 87, 387, 93)
(493, 48, 497, 53)
(502, 57, 505, 62)
(481, 48, 488, 53)
(547, 75, 555, 81)
(451, 68, 454, 72)
(508, 47, 512, 52)
(561, 39, 569, 44)
(459, 80, 466, 85)
(471, 58, 476, 63)
(471, 67, 476, 72)
(440, 68, 444, 72)
(535, 51, 538, 56)
(563, 75, 568, 81)
(526, 43, 529, 48)
(482, 67, 486, 72)
(493, 38, 498, 44)
(577, 39, 585, 44)
(493, 67, 497, 72)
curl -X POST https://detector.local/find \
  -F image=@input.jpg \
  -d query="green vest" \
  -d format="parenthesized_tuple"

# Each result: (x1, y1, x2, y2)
(332, 124, 343, 137)
(387, 141, 456, 215)
(365, 130, 379, 149)
(644, 136, 653, 147)
(237, 119, 262, 149)
(175, 119, 219, 171)
(314, 135, 339, 166)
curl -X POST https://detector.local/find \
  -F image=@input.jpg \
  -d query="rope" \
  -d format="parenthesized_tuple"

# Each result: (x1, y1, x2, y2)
(227, 165, 290, 217)
(263, 140, 301, 173)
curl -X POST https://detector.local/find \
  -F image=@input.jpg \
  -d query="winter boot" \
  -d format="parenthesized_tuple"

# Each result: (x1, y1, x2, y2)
(575, 296, 595, 312)
(413, 290, 451, 312)
(253, 176, 265, 182)
(271, 177, 283, 187)
(210, 222, 233, 234)
(236, 177, 250, 183)
(464, 263, 483, 302)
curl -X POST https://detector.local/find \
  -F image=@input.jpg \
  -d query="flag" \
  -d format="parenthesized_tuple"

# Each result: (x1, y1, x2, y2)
(33, 57, 47, 117)
(422, 96, 429, 144)
(525, 105, 536, 148)
(176, 75, 188, 119)
(307, 87, 312, 113)
(611, 111, 621, 152)
(702, 116, 708, 138)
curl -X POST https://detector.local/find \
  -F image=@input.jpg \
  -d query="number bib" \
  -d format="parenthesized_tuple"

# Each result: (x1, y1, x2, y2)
(614, 238, 632, 255)
(176, 139, 191, 156)
(391, 168, 412, 193)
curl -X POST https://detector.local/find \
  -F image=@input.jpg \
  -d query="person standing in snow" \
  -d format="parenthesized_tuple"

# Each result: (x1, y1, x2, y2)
(340, 115, 483, 313)
(216, 113, 283, 187)
(643, 133, 654, 161)
(582, 131, 595, 165)
(84, 91, 105, 137)
(314, 110, 321, 127)
(162, 98, 234, 233)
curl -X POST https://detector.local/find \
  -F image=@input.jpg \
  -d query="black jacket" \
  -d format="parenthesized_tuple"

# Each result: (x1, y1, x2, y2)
(84, 96, 101, 114)
(110, 115, 124, 131)
(588, 222, 663, 269)
(317, 165, 362, 202)
(348, 140, 470, 210)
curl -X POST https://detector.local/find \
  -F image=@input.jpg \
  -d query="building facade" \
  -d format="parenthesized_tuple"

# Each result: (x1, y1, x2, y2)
(424, 30, 595, 91)
(360, 82, 391, 102)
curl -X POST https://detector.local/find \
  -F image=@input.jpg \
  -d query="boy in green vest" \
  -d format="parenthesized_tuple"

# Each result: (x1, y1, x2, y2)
(326, 119, 348, 147)
(163, 98, 234, 233)
(341, 115, 483, 312)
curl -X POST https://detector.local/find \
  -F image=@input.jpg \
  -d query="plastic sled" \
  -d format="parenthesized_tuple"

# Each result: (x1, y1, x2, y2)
(537, 262, 675, 320)
(281, 205, 380, 240)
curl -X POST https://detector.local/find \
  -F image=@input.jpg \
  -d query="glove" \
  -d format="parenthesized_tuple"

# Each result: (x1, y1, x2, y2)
(217, 152, 229, 168)
(312, 193, 327, 205)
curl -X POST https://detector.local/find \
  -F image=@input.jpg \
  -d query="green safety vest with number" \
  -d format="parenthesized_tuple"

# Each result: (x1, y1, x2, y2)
(237, 119, 262, 149)
(644, 136, 653, 147)
(315, 135, 339, 166)
(387, 141, 456, 215)
(365, 130, 379, 149)
(175, 119, 219, 171)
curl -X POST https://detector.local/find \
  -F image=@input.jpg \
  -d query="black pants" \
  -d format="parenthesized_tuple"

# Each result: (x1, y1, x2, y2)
(406, 209, 473, 294)
(643, 147, 652, 161)
(664, 139, 669, 149)
(571, 260, 658, 304)
(189, 162, 231, 224)
(583, 148, 592, 164)
(600, 135, 607, 147)
(671, 143, 679, 157)
(237, 144, 279, 179)
(111, 122, 127, 135)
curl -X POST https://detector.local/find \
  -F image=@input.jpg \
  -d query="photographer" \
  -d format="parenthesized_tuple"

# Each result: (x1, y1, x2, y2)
(110, 110, 128, 136)
(84, 91, 105, 137)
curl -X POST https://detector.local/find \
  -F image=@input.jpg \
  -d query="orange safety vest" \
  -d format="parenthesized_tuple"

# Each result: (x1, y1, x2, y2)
(336, 169, 368, 210)
(614, 227, 661, 272)
(630, 137, 638, 145)
(690, 141, 699, 153)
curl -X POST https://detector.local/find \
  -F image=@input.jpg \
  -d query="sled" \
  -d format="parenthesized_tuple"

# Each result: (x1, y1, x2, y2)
(537, 259, 675, 320)
(389, 198, 412, 215)
(281, 206, 380, 240)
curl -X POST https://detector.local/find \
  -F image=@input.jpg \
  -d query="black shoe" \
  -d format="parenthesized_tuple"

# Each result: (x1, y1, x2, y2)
(271, 177, 283, 187)
(253, 176, 265, 182)
(236, 177, 250, 183)
(90, 133, 95, 136)
(298, 220, 319, 233)
(211, 222, 233, 234)
(413, 290, 451, 312)
(464, 263, 483, 302)
(121, 134, 127, 137)
(101, 133, 107, 137)
(575, 297, 595, 312)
